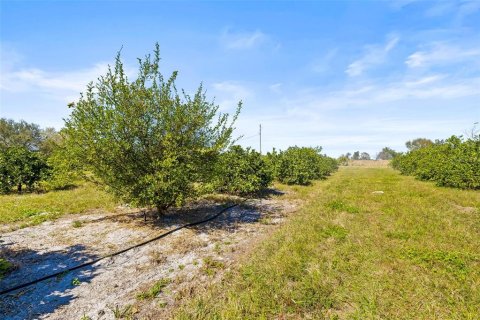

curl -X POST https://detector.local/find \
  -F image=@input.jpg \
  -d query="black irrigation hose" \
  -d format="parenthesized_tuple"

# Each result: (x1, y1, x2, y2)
(0, 202, 241, 296)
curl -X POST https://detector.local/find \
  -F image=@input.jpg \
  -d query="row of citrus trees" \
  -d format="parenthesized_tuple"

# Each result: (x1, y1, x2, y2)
(391, 135, 480, 189)
(0, 44, 337, 214)
(0, 131, 337, 204)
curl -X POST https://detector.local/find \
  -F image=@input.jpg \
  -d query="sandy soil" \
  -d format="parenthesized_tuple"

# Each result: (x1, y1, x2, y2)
(0, 192, 298, 320)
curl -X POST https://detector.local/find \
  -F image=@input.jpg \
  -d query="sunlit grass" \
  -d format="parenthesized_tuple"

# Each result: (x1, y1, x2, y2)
(0, 183, 117, 228)
(175, 167, 480, 319)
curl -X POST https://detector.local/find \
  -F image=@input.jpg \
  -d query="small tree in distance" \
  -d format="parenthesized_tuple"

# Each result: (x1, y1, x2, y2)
(376, 147, 398, 160)
(405, 138, 433, 151)
(64, 44, 241, 214)
(360, 152, 371, 160)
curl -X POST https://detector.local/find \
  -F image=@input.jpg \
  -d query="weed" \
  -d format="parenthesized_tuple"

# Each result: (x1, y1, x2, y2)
(136, 278, 171, 300)
(109, 304, 136, 319)
(202, 257, 225, 276)
(72, 277, 81, 286)
(0, 258, 14, 280)
(72, 220, 83, 228)
(213, 243, 222, 254)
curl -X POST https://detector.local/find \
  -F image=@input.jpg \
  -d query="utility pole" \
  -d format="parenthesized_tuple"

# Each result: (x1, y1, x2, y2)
(259, 124, 262, 155)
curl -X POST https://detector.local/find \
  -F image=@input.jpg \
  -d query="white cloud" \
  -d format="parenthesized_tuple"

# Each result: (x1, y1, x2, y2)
(269, 83, 282, 94)
(0, 59, 137, 103)
(404, 74, 446, 87)
(284, 74, 480, 117)
(210, 81, 252, 111)
(221, 29, 268, 49)
(406, 42, 480, 68)
(346, 35, 399, 77)
(1, 64, 109, 93)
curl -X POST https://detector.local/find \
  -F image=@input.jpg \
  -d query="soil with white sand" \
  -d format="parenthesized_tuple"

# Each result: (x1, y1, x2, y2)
(0, 192, 298, 320)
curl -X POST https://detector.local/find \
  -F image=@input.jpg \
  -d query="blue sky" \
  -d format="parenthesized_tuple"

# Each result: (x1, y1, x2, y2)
(1, 0, 479, 157)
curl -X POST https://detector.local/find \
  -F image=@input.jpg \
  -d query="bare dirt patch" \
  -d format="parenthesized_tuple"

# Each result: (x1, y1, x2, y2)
(0, 192, 298, 320)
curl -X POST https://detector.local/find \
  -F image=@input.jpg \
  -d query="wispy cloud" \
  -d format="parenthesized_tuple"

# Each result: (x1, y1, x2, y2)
(210, 81, 252, 111)
(0, 60, 138, 104)
(269, 83, 282, 94)
(346, 35, 399, 77)
(406, 42, 480, 68)
(1, 64, 109, 93)
(285, 75, 480, 115)
(220, 28, 269, 49)
(394, 0, 480, 20)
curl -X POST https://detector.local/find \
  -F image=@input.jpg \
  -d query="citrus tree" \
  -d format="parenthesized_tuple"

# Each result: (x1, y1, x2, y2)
(0, 146, 49, 193)
(64, 44, 241, 213)
(214, 145, 272, 195)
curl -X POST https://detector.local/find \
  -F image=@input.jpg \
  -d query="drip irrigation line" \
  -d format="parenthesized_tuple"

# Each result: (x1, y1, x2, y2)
(0, 202, 242, 296)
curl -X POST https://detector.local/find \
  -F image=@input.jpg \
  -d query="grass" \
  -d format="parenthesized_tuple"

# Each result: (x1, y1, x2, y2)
(0, 258, 14, 280)
(202, 257, 225, 276)
(136, 278, 171, 300)
(0, 183, 117, 228)
(174, 167, 480, 319)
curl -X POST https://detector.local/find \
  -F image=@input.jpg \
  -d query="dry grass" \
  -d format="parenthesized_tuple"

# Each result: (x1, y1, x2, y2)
(348, 159, 390, 167)
(167, 230, 208, 255)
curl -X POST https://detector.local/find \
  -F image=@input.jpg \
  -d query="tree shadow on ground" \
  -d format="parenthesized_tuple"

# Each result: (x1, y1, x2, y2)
(0, 189, 286, 319)
(88, 188, 286, 233)
(0, 245, 98, 320)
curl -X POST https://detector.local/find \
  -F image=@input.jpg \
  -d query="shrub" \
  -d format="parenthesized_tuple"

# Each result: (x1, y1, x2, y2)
(277, 146, 337, 185)
(391, 135, 480, 189)
(215, 145, 272, 195)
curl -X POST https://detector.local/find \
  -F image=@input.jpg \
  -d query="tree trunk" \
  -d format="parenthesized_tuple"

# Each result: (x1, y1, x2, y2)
(17, 183, 22, 193)
(156, 206, 166, 217)
(156, 201, 174, 217)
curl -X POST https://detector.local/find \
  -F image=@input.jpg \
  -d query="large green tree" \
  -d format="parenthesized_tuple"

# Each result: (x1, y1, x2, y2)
(0, 118, 42, 151)
(64, 44, 241, 213)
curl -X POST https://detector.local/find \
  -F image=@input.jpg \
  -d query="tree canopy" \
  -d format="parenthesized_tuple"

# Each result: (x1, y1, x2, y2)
(64, 44, 241, 213)
(405, 138, 433, 151)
